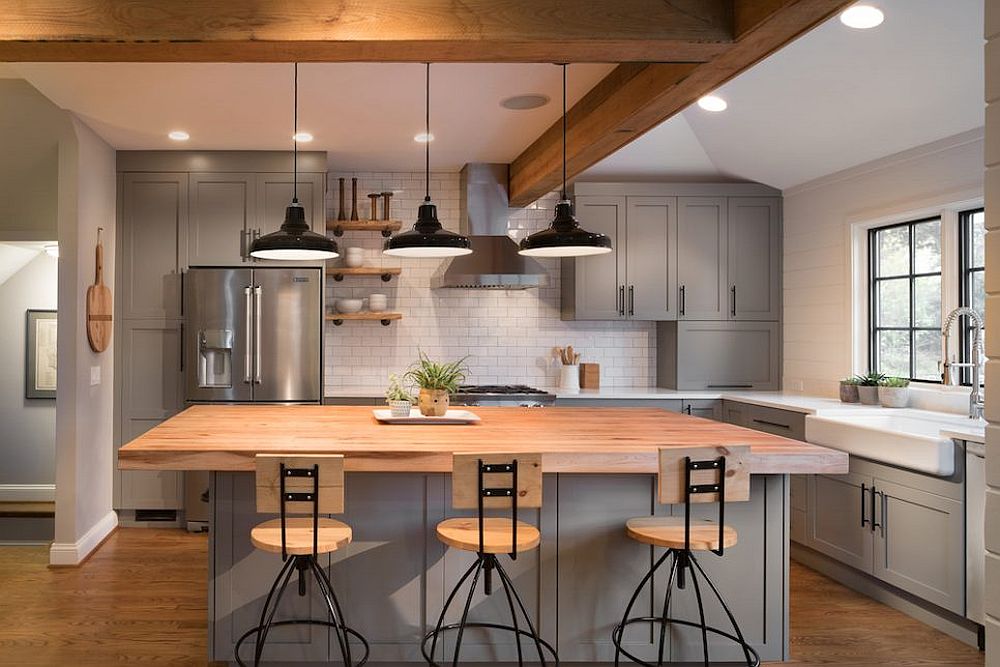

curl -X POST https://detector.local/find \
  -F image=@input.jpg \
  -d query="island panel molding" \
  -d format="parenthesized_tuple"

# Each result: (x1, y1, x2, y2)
(117, 405, 848, 474)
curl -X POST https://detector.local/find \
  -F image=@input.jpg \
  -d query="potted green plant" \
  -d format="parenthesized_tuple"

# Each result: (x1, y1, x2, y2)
(853, 372, 885, 405)
(878, 376, 910, 408)
(404, 352, 469, 417)
(839, 377, 860, 403)
(385, 373, 416, 417)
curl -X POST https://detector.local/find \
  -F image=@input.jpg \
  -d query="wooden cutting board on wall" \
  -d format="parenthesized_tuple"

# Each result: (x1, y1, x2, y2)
(86, 229, 112, 353)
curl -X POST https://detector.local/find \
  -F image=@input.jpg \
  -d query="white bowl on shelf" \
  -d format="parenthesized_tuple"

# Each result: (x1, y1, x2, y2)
(335, 298, 364, 314)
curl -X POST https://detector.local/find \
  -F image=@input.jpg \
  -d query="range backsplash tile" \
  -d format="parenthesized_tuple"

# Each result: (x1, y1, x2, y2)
(324, 171, 655, 392)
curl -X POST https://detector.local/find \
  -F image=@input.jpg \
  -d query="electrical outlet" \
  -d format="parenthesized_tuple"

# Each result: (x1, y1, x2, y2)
(90, 366, 101, 386)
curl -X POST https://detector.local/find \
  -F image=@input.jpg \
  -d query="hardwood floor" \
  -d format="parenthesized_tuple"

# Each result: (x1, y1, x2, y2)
(0, 528, 986, 666)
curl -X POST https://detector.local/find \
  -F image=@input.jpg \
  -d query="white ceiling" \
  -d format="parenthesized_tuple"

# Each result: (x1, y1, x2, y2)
(2, 0, 985, 190)
(0, 242, 47, 288)
(4, 62, 613, 172)
(584, 0, 985, 189)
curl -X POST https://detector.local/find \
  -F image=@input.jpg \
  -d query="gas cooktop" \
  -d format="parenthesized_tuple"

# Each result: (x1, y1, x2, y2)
(452, 384, 555, 406)
(455, 384, 550, 395)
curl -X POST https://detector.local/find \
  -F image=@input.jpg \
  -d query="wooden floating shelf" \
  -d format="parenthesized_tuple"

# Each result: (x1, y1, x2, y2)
(326, 311, 402, 326)
(326, 266, 401, 282)
(326, 220, 403, 237)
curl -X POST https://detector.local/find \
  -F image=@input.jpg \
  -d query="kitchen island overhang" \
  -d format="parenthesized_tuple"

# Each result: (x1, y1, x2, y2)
(118, 405, 846, 664)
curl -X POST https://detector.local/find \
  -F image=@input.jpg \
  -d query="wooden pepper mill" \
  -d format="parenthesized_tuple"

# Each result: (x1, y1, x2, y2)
(368, 193, 380, 221)
(337, 178, 347, 221)
(350, 178, 359, 221)
(381, 191, 393, 220)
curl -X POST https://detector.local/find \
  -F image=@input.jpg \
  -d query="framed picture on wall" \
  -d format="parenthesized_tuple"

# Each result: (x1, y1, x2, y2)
(26, 309, 57, 399)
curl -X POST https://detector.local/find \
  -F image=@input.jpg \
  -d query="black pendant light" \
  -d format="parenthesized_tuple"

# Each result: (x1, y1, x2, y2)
(384, 63, 472, 258)
(250, 63, 339, 261)
(519, 64, 613, 257)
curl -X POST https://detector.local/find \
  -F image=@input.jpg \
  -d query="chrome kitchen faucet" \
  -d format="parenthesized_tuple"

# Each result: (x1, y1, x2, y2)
(941, 306, 985, 419)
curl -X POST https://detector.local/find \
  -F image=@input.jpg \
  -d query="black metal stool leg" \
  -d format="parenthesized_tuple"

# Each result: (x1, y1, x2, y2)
(496, 556, 525, 666)
(308, 557, 353, 666)
(613, 549, 673, 666)
(254, 556, 298, 666)
(689, 554, 758, 667)
(493, 557, 547, 666)
(425, 557, 482, 664)
(687, 555, 711, 667)
(655, 553, 679, 666)
(451, 556, 486, 666)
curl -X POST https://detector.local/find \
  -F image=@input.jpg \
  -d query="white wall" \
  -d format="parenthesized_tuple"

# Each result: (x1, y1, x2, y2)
(782, 130, 984, 397)
(51, 116, 117, 565)
(323, 171, 656, 391)
(0, 252, 57, 499)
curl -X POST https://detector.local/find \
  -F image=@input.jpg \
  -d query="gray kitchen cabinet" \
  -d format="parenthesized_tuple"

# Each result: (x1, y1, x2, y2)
(680, 399, 722, 420)
(256, 172, 326, 237)
(744, 403, 806, 441)
(120, 172, 187, 319)
(625, 197, 677, 320)
(555, 398, 682, 411)
(790, 475, 808, 544)
(808, 472, 873, 572)
(728, 197, 781, 321)
(677, 197, 727, 320)
(670, 321, 780, 390)
(721, 400, 748, 427)
(561, 196, 626, 320)
(873, 479, 965, 614)
(188, 172, 257, 266)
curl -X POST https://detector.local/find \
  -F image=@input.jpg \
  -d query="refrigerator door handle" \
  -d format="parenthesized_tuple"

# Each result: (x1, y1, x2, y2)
(243, 286, 253, 383)
(254, 285, 262, 384)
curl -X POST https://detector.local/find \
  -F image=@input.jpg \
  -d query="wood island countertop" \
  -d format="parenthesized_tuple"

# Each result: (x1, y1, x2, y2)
(117, 405, 847, 474)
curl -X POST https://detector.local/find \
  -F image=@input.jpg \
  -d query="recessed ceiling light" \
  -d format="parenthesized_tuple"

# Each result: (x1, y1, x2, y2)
(697, 95, 728, 112)
(501, 94, 550, 111)
(168, 130, 190, 141)
(292, 131, 313, 143)
(840, 4, 884, 29)
(414, 132, 434, 143)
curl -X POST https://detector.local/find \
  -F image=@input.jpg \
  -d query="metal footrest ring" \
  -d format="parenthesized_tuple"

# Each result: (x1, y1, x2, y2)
(611, 615, 760, 667)
(421, 621, 558, 666)
(234, 619, 370, 667)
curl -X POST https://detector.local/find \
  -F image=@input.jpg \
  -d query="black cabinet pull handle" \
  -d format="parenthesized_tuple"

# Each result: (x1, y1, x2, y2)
(871, 487, 881, 533)
(628, 285, 634, 316)
(618, 285, 625, 317)
(751, 418, 790, 430)
(861, 483, 869, 527)
(679, 285, 686, 316)
(706, 384, 753, 389)
(685, 404, 692, 415)
(731, 285, 737, 317)
(179, 323, 184, 372)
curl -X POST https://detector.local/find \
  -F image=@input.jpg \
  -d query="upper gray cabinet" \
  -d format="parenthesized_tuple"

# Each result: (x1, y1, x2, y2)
(120, 172, 188, 320)
(563, 184, 780, 322)
(256, 172, 326, 238)
(562, 195, 676, 321)
(188, 172, 256, 266)
(728, 197, 781, 321)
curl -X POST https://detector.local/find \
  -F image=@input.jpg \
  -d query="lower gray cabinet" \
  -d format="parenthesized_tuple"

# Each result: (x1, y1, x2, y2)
(743, 404, 805, 441)
(680, 399, 721, 420)
(802, 458, 966, 615)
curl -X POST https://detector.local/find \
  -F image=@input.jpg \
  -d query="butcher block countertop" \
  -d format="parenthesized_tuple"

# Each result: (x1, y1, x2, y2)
(118, 405, 847, 474)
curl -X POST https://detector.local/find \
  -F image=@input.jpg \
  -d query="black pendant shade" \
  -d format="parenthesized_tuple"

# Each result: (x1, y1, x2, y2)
(519, 65, 612, 258)
(250, 63, 339, 261)
(384, 63, 472, 258)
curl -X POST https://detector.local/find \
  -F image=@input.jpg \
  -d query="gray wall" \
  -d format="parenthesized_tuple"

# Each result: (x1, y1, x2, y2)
(0, 253, 57, 494)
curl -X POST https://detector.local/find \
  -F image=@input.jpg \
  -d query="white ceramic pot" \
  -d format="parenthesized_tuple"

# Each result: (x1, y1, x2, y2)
(344, 247, 364, 268)
(559, 364, 580, 393)
(335, 298, 363, 313)
(878, 386, 909, 408)
(388, 399, 412, 417)
(368, 293, 388, 312)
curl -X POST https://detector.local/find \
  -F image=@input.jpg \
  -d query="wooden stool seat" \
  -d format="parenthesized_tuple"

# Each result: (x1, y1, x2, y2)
(251, 517, 352, 555)
(625, 516, 738, 551)
(436, 517, 540, 554)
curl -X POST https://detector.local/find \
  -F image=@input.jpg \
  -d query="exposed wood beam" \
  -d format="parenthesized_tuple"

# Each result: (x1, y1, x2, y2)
(0, 0, 733, 63)
(508, 0, 854, 206)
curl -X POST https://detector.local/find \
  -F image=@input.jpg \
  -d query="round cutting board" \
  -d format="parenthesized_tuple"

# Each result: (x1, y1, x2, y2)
(86, 235, 112, 353)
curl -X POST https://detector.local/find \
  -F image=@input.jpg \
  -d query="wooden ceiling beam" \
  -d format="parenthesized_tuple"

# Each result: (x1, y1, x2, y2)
(0, 0, 733, 63)
(508, 0, 854, 206)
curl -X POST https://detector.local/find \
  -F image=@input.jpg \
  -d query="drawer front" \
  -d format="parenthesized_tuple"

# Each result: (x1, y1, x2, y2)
(744, 404, 805, 441)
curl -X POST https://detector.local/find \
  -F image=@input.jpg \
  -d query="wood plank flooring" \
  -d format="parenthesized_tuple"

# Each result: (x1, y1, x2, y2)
(0, 528, 985, 666)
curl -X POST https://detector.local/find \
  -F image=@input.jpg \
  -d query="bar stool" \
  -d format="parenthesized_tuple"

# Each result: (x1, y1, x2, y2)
(612, 445, 759, 667)
(422, 453, 558, 666)
(234, 454, 369, 666)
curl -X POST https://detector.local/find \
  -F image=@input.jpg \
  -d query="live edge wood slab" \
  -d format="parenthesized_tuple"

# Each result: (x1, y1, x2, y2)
(118, 405, 847, 475)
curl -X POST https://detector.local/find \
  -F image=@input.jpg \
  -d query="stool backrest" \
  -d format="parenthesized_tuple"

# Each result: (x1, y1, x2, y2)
(658, 445, 750, 505)
(255, 454, 345, 515)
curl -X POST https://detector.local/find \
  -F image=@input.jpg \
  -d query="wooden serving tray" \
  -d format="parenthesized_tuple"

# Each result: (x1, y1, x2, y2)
(372, 409, 481, 425)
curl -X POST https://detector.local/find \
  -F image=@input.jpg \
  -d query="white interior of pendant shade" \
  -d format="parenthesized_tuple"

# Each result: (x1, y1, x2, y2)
(384, 246, 474, 258)
(518, 245, 613, 258)
(250, 248, 339, 260)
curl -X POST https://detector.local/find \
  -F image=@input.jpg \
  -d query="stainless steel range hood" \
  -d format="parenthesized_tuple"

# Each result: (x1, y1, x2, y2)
(431, 163, 549, 289)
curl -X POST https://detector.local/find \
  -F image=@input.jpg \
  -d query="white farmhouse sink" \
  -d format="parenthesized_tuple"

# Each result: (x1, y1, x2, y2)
(804, 408, 975, 476)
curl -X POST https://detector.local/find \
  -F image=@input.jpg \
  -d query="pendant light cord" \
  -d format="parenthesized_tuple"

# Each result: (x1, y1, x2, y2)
(425, 62, 431, 203)
(562, 64, 567, 201)
(293, 62, 299, 204)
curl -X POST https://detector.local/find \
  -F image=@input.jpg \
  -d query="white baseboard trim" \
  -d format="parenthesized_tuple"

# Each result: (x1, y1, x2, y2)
(0, 484, 56, 502)
(49, 510, 118, 566)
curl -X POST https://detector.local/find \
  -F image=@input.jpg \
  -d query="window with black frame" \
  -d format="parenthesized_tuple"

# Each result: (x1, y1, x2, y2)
(959, 208, 986, 385)
(868, 218, 942, 381)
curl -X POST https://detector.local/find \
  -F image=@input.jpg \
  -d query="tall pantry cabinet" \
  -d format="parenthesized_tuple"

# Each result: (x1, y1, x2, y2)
(562, 183, 782, 390)
(114, 151, 327, 519)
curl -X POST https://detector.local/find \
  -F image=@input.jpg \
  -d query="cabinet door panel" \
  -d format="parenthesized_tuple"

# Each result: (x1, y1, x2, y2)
(873, 479, 964, 614)
(807, 472, 872, 572)
(677, 197, 727, 320)
(566, 196, 625, 320)
(188, 173, 255, 266)
(675, 321, 779, 390)
(121, 173, 187, 319)
(681, 399, 721, 420)
(625, 196, 677, 320)
(727, 197, 780, 321)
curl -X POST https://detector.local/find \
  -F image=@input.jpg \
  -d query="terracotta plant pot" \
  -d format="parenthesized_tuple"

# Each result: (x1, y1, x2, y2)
(418, 388, 450, 416)
(839, 382, 859, 403)
(856, 385, 880, 405)
(878, 386, 909, 409)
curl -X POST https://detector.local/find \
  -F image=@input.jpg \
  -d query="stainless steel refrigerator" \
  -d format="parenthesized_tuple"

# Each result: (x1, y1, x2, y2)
(182, 267, 322, 530)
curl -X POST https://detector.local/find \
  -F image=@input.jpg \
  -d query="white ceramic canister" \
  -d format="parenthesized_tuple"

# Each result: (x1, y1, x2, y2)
(368, 293, 388, 312)
(559, 364, 580, 393)
(344, 247, 364, 268)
